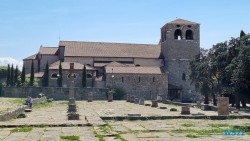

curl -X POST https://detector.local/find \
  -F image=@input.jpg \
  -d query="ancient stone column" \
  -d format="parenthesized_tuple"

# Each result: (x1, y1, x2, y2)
(130, 95, 135, 103)
(87, 92, 93, 102)
(181, 106, 190, 115)
(108, 91, 113, 102)
(126, 94, 130, 102)
(139, 98, 145, 105)
(151, 100, 158, 107)
(217, 97, 229, 116)
(134, 97, 139, 104)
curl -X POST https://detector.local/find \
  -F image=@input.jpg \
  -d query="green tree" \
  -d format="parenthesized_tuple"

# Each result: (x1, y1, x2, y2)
(14, 65, 19, 86)
(29, 60, 34, 86)
(42, 62, 49, 87)
(10, 64, 14, 86)
(240, 30, 246, 38)
(6, 64, 10, 86)
(190, 49, 212, 104)
(57, 61, 63, 87)
(82, 65, 87, 87)
(21, 65, 26, 85)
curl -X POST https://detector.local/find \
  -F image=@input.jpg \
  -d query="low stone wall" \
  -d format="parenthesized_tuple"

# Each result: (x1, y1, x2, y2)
(0, 97, 46, 121)
(1, 87, 108, 100)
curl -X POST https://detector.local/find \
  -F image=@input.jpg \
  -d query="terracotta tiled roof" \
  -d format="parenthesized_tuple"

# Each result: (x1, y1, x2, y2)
(49, 61, 95, 70)
(105, 66, 163, 74)
(169, 18, 199, 25)
(94, 62, 135, 67)
(39, 47, 58, 55)
(23, 54, 37, 60)
(26, 72, 44, 78)
(59, 41, 161, 59)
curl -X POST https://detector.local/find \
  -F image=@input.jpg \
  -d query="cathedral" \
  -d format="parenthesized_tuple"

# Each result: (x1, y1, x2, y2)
(23, 19, 200, 101)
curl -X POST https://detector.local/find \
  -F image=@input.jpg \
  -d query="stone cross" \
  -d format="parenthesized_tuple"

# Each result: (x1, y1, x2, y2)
(69, 63, 75, 98)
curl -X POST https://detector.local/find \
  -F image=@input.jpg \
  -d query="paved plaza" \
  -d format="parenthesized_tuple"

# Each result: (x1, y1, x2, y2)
(0, 98, 250, 141)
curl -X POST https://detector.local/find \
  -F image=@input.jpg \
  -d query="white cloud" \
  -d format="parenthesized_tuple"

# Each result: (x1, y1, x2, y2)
(0, 57, 23, 69)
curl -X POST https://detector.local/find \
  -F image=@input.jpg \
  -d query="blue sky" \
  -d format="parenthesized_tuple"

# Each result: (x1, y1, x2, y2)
(0, 0, 250, 67)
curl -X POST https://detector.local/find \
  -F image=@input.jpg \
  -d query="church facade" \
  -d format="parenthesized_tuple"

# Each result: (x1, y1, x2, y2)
(23, 19, 200, 101)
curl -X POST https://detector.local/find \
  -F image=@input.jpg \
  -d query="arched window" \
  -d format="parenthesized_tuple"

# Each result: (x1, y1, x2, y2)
(135, 64, 140, 67)
(153, 77, 155, 82)
(186, 30, 193, 40)
(174, 29, 182, 40)
(51, 73, 58, 79)
(86, 73, 92, 78)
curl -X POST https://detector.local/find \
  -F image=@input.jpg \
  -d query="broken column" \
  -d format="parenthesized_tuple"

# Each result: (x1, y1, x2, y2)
(181, 106, 190, 115)
(108, 91, 113, 102)
(87, 92, 93, 102)
(217, 97, 229, 116)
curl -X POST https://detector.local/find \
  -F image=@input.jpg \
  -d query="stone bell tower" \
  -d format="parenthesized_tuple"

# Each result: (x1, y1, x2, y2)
(160, 19, 200, 101)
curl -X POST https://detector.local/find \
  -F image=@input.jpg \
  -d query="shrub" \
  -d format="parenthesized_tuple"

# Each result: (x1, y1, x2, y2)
(113, 87, 126, 100)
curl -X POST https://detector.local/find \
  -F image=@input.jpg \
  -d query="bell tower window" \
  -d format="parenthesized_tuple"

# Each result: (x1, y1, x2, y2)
(186, 30, 193, 40)
(174, 29, 182, 40)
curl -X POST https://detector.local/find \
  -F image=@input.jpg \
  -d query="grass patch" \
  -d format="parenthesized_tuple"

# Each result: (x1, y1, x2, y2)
(208, 123, 230, 128)
(11, 127, 32, 133)
(33, 101, 53, 109)
(186, 133, 198, 138)
(94, 130, 105, 141)
(10, 98, 25, 105)
(115, 134, 128, 141)
(181, 123, 195, 127)
(60, 135, 80, 141)
(172, 129, 224, 135)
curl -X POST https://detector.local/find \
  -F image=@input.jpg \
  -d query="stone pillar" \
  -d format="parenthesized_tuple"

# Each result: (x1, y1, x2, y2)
(217, 97, 229, 116)
(151, 100, 158, 107)
(134, 97, 139, 104)
(139, 98, 145, 105)
(130, 95, 135, 103)
(126, 94, 130, 102)
(108, 91, 113, 102)
(181, 106, 190, 115)
(87, 92, 93, 102)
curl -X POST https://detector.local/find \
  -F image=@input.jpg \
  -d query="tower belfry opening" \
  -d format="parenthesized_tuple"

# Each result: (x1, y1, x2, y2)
(174, 29, 182, 40)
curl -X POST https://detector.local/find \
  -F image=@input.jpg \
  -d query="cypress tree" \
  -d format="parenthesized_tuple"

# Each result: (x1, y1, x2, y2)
(29, 60, 34, 86)
(82, 65, 87, 87)
(10, 64, 14, 86)
(14, 65, 19, 86)
(6, 64, 10, 86)
(21, 65, 25, 84)
(42, 62, 49, 87)
(57, 61, 63, 87)
(240, 30, 246, 38)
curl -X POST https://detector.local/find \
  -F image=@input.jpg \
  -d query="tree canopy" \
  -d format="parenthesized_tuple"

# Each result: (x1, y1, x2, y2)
(190, 30, 250, 109)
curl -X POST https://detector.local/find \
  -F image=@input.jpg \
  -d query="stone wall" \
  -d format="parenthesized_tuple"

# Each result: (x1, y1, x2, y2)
(1, 87, 108, 100)
(106, 73, 168, 100)
(0, 97, 46, 121)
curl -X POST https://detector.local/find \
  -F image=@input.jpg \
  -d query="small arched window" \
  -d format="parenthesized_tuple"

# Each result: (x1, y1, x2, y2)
(135, 64, 140, 67)
(138, 76, 141, 82)
(51, 73, 58, 79)
(122, 77, 124, 82)
(186, 30, 193, 40)
(153, 77, 155, 82)
(86, 73, 92, 78)
(174, 29, 182, 40)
